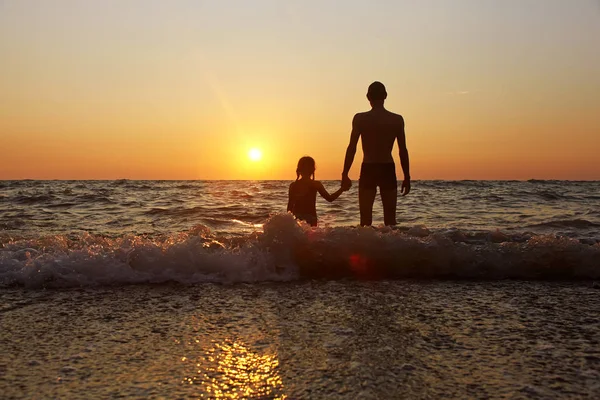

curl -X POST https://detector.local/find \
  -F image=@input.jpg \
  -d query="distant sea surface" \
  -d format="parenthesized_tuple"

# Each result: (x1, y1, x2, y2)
(1, 180, 599, 287)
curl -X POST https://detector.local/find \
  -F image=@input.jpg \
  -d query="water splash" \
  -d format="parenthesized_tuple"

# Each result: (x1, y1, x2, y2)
(1, 214, 599, 288)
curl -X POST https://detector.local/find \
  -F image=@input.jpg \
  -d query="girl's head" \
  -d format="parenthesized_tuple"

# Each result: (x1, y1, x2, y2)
(296, 156, 316, 180)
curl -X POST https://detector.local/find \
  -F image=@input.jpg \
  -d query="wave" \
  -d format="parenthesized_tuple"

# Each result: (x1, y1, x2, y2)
(42, 202, 79, 209)
(527, 179, 562, 184)
(527, 219, 600, 229)
(418, 180, 495, 188)
(174, 183, 203, 190)
(230, 190, 254, 199)
(534, 190, 563, 201)
(13, 194, 56, 204)
(510, 189, 580, 202)
(145, 206, 206, 217)
(73, 193, 115, 204)
(144, 205, 269, 220)
(1, 214, 599, 288)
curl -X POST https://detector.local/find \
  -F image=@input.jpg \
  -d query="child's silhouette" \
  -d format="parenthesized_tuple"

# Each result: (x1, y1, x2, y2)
(287, 156, 349, 226)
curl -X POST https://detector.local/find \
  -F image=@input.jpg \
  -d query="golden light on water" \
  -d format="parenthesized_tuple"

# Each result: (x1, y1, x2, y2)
(182, 340, 286, 399)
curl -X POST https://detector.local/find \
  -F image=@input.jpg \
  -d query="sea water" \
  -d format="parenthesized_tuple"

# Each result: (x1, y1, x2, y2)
(1, 180, 599, 287)
(2, 180, 600, 398)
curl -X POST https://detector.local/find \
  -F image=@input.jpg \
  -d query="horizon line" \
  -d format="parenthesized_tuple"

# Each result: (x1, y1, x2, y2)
(2, 178, 599, 182)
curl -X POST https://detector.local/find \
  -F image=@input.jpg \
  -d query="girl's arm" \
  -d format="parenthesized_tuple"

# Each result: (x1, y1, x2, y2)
(287, 182, 294, 212)
(315, 181, 345, 202)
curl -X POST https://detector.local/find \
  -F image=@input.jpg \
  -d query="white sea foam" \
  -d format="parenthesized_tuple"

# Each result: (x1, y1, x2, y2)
(0, 214, 599, 288)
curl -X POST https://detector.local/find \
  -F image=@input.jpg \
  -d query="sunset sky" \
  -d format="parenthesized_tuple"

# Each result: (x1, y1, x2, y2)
(1, 0, 599, 180)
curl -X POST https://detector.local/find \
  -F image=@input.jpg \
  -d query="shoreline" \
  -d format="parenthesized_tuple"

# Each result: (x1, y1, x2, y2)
(2, 281, 599, 399)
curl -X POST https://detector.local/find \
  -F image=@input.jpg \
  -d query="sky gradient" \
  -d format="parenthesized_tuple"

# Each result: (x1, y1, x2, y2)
(1, 0, 599, 180)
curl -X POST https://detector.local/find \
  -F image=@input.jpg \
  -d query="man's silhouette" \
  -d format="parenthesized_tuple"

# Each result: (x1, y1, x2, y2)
(341, 82, 410, 226)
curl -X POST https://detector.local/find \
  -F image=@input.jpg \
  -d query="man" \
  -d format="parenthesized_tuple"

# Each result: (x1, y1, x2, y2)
(341, 81, 411, 226)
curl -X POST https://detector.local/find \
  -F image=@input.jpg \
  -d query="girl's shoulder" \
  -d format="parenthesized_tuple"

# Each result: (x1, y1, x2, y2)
(289, 180, 303, 191)
(290, 179, 319, 193)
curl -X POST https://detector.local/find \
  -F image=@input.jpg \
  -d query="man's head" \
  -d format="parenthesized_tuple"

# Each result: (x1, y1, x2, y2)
(367, 81, 387, 103)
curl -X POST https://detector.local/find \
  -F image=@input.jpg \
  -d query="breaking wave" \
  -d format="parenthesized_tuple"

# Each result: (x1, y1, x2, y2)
(527, 219, 600, 229)
(1, 214, 599, 288)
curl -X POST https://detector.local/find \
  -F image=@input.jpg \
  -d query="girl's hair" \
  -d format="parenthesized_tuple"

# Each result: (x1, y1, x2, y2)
(296, 156, 316, 180)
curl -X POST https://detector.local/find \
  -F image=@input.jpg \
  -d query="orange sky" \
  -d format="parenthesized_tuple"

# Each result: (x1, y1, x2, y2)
(1, 1, 599, 180)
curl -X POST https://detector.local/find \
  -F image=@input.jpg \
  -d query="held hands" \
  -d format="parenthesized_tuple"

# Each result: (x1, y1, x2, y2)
(341, 175, 352, 191)
(401, 178, 411, 196)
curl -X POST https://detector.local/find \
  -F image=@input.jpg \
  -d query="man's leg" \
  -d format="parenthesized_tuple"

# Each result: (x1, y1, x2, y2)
(359, 187, 377, 226)
(381, 188, 397, 226)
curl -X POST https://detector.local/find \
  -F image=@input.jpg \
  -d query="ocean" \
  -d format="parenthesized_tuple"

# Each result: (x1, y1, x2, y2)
(1, 179, 599, 286)
(1, 180, 600, 398)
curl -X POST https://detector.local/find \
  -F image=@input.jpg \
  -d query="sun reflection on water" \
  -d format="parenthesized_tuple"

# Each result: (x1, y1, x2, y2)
(183, 339, 286, 399)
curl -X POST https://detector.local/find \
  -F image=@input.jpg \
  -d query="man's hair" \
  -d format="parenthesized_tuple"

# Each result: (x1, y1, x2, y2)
(367, 81, 387, 101)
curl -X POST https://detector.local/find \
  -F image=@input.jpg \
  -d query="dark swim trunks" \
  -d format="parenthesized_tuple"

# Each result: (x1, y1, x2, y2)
(359, 163, 398, 191)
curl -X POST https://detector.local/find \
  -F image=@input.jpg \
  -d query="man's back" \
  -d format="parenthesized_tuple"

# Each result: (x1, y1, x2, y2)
(354, 109, 404, 164)
(341, 81, 410, 226)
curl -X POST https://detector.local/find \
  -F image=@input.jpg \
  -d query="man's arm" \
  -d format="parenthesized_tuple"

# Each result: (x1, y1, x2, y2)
(342, 114, 361, 185)
(397, 116, 411, 195)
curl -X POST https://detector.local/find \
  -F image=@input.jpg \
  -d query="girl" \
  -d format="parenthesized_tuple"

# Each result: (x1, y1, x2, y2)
(287, 156, 348, 226)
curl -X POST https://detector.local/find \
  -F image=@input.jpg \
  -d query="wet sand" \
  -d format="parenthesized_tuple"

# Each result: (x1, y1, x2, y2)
(2, 281, 600, 399)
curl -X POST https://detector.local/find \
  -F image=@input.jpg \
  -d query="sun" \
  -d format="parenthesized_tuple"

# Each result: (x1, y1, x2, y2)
(248, 148, 262, 162)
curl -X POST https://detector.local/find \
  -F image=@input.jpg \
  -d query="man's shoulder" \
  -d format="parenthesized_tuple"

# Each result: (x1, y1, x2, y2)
(386, 110, 404, 121)
(353, 111, 369, 120)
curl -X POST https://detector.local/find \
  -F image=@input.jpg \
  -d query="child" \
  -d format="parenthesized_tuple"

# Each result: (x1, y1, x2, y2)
(287, 156, 348, 226)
